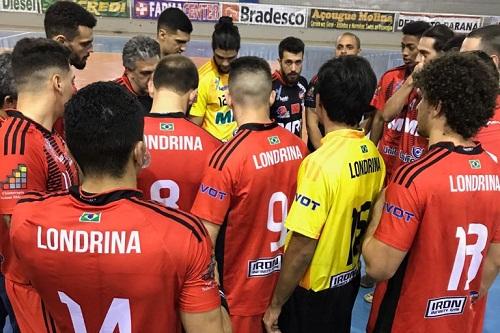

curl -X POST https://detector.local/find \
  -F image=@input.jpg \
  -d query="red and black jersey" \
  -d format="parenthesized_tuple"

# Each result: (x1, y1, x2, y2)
(138, 112, 221, 212)
(10, 186, 220, 333)
(304, 74, 325, 152)
(191, 122, 307, 316)
(476, 95, 500, 157)
(270, 71, 307, 137)
(114, 73, 152, 114)
(368, 142, 500, 333)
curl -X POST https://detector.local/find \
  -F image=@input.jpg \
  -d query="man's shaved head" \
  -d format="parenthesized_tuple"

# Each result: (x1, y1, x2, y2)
(229, 56, 272, 107)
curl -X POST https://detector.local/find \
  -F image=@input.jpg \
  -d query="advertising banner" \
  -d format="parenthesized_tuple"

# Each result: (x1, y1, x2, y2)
(42, 0, 129, 17)
(221, 3, 307, 28)
(482, 16, 500, 26)
(308, 8, 395, 32)
(0, 0, 40, 13)
(395, 13, 482, 33)
(133, 0, 219, 21)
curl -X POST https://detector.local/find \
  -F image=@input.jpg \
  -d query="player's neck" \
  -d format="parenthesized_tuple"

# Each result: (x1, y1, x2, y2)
(15, 93, 59, 132)
(150, 90, 187, 114)
(323, 121, 357, 134)
(81, 169, 138, 195)
(428, 127, 475, 148)
(235, 108, 272, 126)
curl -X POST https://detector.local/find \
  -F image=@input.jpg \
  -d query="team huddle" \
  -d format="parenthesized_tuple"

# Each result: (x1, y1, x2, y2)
(0, 2, 499, 333)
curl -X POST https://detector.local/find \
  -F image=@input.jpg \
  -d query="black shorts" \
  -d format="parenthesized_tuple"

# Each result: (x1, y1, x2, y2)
(278, 274, 360, 333)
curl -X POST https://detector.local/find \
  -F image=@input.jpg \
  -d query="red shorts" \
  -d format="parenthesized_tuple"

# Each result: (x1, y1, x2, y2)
(231, 314, 264, 333)
(5, 279, 52, 333)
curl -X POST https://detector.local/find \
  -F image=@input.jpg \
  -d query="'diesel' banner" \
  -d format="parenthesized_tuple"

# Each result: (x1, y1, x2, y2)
(133, 0, 219, 21)
(308, 8, 395, 32)
(0, 0, 41, 13)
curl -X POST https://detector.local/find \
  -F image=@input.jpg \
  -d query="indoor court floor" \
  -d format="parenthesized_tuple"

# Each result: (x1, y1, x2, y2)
(0, 29, 499, 333)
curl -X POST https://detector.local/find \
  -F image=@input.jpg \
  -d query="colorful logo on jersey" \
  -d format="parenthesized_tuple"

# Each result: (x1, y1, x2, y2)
(79, 212, 101, 223)
(248, 254, 282, 277)
(412, 147, 424, 159)
(268, 136, 280, 145)
(295, 193, 320, 211)
(1, 164, 27, 190)
(361, 145, 369, 153)
(200, 184, 227, 200)
(160, 123, 174, 131)
(469, 160, 481, 169)
(384, 202, 414, 222)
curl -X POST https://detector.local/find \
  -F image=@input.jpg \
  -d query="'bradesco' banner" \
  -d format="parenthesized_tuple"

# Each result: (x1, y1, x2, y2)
(308, 8, 395, 32)
(42, 0, 129, 17)
(221, 3, 307, 28)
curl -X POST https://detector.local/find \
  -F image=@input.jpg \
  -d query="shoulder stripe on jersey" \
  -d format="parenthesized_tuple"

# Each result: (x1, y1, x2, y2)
(141, 198, 208, 238)
(10, 118, 25, 154)
(23, 191, 44, 197)
(403, 150, 451, 188)
(49, 313, 57, 333)
(127, 197, 203, 242)
(3, 117, 18, 155)
(209, 129, 247, 168)
(392, 147, 445, 185)
(19, 120, 30, 155)
(216, 130, 252, 171)
(17, 191, 68, 204)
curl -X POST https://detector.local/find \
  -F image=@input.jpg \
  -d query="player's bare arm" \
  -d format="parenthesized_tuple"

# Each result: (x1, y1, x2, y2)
(2, 214, 11, 228)
(306, 107, 322, 149)
(369, 110, 385, 145)
(189, 115, 204, 126)
(380, 76, 414, 122)
(263, 232, 317, 333)
(479, 243, 500, 299)
(181, 308, 225, 333)
(362, 189, 407, 281)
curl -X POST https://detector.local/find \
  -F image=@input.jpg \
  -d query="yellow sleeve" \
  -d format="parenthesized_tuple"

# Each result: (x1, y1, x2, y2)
(285, 158, 332, 239)
(190, 75, 208, 118)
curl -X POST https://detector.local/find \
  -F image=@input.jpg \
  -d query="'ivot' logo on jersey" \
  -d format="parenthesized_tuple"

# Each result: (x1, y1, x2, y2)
(79, 212, 101, 223)
(160, 123, 174, 131)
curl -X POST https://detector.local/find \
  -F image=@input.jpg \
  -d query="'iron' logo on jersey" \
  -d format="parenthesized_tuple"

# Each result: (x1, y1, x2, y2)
(361, 145, 368, 153)
(248, 254, 282, 277)
(425, 296, 466, 318)
(268, 136, 280, 145)
(469, 160, 481, 169)
(79, 212, 101, 223)
(160, 123, 174, 131)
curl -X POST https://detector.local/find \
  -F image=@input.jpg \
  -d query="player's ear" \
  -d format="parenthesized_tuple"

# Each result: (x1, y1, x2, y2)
(188, 89, 198, 105)
(269, 89, 276, 106)
(52, 74, 63, 94)
(148, 78, 155, 99)
(157, 29, 167, 41)
(432, 101, 443, 118)
(53, 35, 67, 45)
(3, 95, 16, 109)
(491, 54, 499, 68)
(133, 141, 149, 170)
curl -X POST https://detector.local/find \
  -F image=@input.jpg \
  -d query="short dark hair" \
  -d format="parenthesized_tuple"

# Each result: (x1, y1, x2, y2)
(467, 24, 500, 56)
(414, 52, 498, 139)
(402, 21, 432, 38)
(122, 36, 161, 70)
(421, 24, 455, 52)
(316, 56, 377, 126)
(157, 8, 193, 34)
(212, 16, 240, 51)
(44, 1, 96, 40)
(279, 37, 305, 59)
(153, 55, 198, 94)
(65, 82, 144, 178)
(0, 52, 16, 108)
(229, 56, 271, 106)
(11, 38, 71, 88)
(337, 32, 361, 49)
(443, 34, 466, 52)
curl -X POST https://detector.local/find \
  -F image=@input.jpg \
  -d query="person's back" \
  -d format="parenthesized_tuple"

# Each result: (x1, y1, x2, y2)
(11, 187, 218, 332)
(368, 142, 500, 332)
(192, 122, 306, 314)
(140, 114, 221, 210)
(364, 52, 500, 333)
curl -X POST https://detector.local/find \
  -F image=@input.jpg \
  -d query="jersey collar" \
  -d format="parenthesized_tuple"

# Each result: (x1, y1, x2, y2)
(238, 122, 278, 131)
(429, 141, 483, 155)
(70, 186, 142, 206)
(145, 112, 185, 118)
(6, 109, 53, 135)
(321, 128, 365, 144)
